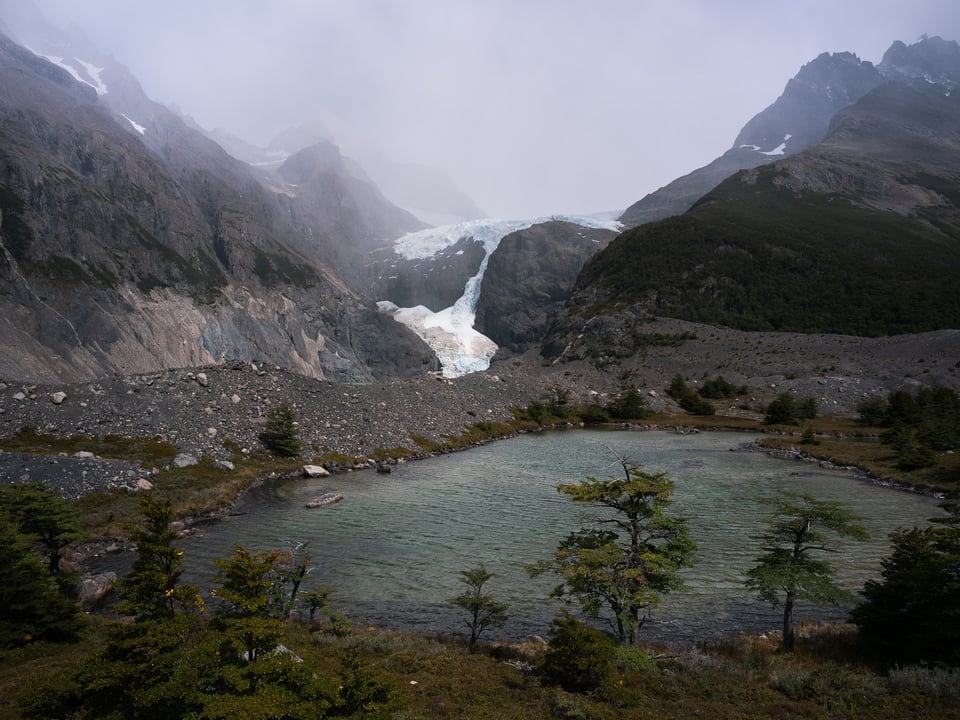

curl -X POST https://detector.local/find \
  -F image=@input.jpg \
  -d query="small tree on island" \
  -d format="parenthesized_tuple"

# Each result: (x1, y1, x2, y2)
(745, 492, 868, 652)
(528, 453, 696, 646)
(448, 564, 508, 649)
(259, 402, 302, 457)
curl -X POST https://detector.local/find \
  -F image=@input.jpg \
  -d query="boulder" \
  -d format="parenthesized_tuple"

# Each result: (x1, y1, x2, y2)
(302, 464, 330, 478)
(50, 391, 67, 405)
(173, 453, 198, 468)
(77, 572, 117, 609)
(196, 372, 209, 387)
(136, 478, 154, 491)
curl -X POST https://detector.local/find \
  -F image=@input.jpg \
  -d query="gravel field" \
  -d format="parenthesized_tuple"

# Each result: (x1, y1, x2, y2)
(1, 322, 958, 499)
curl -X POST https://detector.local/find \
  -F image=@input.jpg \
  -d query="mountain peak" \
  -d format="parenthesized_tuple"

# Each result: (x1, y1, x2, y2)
(879, 35, 960, 87)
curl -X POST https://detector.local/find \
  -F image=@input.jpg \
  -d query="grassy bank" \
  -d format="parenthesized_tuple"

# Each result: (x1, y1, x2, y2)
(3, 620, 959, 719)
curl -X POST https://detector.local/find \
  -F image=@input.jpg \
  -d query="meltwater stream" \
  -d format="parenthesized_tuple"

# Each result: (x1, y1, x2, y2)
(180, 430, 941, 645)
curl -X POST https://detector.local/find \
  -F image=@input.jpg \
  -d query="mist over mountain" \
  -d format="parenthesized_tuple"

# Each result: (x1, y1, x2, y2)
(545, 37, 960, 363)
(0, 11, 436, 382)
(619, 51, 885, 227)
(1, 0, 959, 390)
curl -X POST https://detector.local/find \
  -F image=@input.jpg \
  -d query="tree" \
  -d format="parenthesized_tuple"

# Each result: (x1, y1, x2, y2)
(529, 455, 696, 645)
(212, 545, 287, 662)
(0, 516, 84, 647)
(260, 402, 303, 457)
(745, 492, 868, 652)
(606, 386, 650, 420)
(448, 564, 508, 649)
(667, 374, 715, 415)
(543, 385, 572, 418)
(0, 482, 82, 580)
(852, 499, 960, 666)
(119, 494, 200, 619)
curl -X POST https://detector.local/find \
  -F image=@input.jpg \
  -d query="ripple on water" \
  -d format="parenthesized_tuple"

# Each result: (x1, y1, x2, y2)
(181, 430, 941, 644)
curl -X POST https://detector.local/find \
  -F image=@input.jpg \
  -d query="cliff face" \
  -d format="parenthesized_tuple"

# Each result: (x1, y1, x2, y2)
(0, 31, 435, 382)
(474, 221, 617, 353)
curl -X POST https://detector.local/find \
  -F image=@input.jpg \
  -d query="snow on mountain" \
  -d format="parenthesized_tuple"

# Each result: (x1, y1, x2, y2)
(121, 113, 146, 134)
(29, 48, 108, 95)
(382, 215, 622, 377)
(760, 133, 793, 156)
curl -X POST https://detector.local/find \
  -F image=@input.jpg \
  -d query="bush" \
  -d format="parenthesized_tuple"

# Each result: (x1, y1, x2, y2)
(539, 614, 616, 693)
(667, 374, 716, 416)
(764, 393, 817, 425)
(698, 376, 747, 399)
(606, 386, 650, 420)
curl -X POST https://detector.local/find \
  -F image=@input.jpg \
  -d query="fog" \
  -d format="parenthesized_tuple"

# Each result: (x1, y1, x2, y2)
(25, 0, 960, 219)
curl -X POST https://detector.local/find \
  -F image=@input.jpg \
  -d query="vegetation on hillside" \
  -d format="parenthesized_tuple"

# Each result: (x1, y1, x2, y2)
(577, 166, 960, 336)
(857, 385, 960, 472)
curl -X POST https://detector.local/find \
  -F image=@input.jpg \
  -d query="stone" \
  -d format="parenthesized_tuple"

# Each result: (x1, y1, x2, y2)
(74, 450, 95, 459)
(77, 572, 117, 609)
(50, 391, 67, 405)
(136, 478, 154, 491)
(231, 393, 241, 404)
(217, 459, 235, 471)
(12, 391, 25, 401)
(302, 464, 330, 478)
(172, 453, 198, 468)
(196, 372, 209, 387)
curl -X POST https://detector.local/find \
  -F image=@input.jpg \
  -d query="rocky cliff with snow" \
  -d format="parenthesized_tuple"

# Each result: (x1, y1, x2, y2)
(0, 23, 435, 383)
(617, 39, 957, 228)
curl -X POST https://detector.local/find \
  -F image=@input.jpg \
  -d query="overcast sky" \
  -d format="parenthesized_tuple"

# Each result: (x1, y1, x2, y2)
(28, 0, 960, 219)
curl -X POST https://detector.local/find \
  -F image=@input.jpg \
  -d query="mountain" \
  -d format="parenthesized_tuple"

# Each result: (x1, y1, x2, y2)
(544, 51, 960, 360)
(350, 152, 486, 226)
(203, 121, 486, 227)
(474, 221, 617, 353)
(619, 51, 886, 227)
(0, 16, 435, 383)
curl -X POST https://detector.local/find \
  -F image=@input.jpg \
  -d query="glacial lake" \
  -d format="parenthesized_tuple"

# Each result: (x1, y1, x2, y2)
(181, 430, 942, 645)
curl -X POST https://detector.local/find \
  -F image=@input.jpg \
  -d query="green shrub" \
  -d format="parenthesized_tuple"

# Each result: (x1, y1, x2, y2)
(259, 403, 302, 457)
(539, 614, 616, 693)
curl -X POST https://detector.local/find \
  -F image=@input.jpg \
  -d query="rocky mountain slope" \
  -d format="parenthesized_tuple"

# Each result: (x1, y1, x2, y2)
(545, 67, 960, 359)
(0, 20, 435, 383)
(618, 37, 959, 228)
(474, 220, 617, 353)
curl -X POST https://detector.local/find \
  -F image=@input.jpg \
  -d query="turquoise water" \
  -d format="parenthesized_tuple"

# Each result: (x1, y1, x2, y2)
(181, 430, 941, 644)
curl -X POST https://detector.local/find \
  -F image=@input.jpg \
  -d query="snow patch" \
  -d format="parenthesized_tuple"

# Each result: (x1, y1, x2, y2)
(121, 113, 146, 135)
(739, 144, 761, 151)
(383, 214, 622, 377)
(35, 51, 108, 95)
(760, 133, 793, 156)
(75, 59, 108, 95)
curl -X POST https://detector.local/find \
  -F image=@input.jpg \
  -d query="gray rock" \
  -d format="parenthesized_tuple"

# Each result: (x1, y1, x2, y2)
(173, 453, 198, 468)
(77, 572, 117, 609)
(196, 372, 209, 387)
(302, 464, 330, 478)
(50, 391, 67, 405)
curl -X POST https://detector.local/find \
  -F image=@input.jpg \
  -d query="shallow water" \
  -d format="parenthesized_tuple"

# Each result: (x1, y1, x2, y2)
(181, 430, 941, 644)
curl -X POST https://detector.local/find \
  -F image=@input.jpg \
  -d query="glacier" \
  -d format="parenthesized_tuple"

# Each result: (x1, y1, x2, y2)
(380, 214, 622, 377)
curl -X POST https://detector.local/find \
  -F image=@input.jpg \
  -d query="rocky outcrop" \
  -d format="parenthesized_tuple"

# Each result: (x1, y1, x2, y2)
(0, 28, 435, 383)
(619, 37, 960, 230)
(474, 221, 616, 353)
(368, 235, 486, 311)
